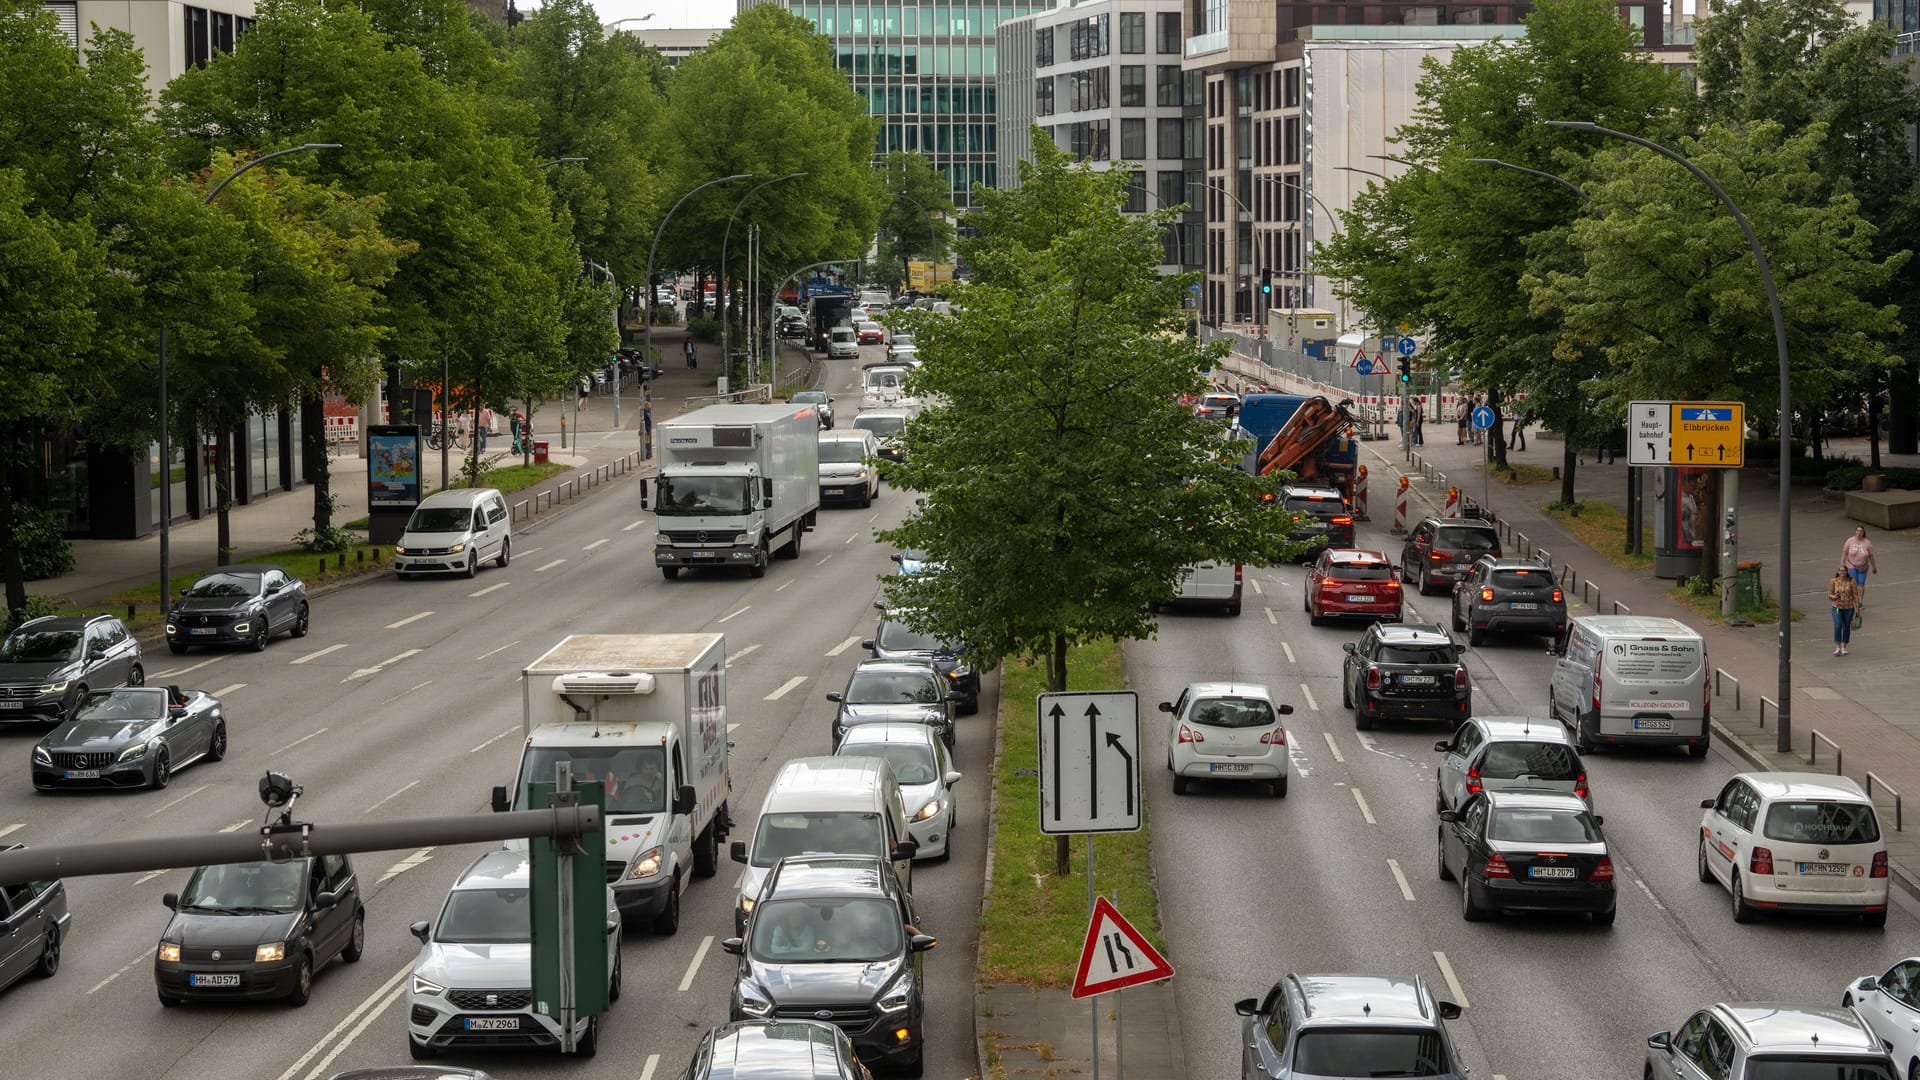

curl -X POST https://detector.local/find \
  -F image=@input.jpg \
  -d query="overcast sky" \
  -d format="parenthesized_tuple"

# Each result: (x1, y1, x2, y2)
(522, 0, 739, 32)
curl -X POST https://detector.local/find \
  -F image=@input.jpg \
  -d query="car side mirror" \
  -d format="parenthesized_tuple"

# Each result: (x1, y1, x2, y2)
(1233, 997, 1260, 1017)
(1276, 704, 1294, 715)
(730, 841, 748, 864)
(673, 785, 696, 815)
(410, 920, 431, 944)
(168, 705, 187, 720)
(873, 600, 888, 610)
(861, 639, 875, 650)
(1434, 740, 1451, 752)
(162, 892, 179, 911)
(1857, 976, 1881, 992)
(1437, 1001, 1463, 1021)
(1453, 644, 1466, 659)
(890, 553, 903, 563)
(890, 839, 919, 861)
(1699, 798, 1715, 810)
(1592, 815, 1605, 827)
(909, 934, 937, 953)
(178, 587, 190, 597)
(1646, 1032, 1672, 1052)
(944, 770, 963, 786)
(313, 889, 341, 911)
(826, 692, 844, 702)
(720, 937, 745, 956)
(1342, 643, 1357, 654)
(1157, 702, 1173, 713)
(491, 785, 510, 813)
(1438, 810, 1458, 823)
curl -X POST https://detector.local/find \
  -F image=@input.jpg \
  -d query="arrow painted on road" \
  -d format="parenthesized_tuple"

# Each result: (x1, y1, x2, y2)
(1086, 703, 1102, 817)
(1049, 703, 1066, 822)
(1105, 731, 1135, 817)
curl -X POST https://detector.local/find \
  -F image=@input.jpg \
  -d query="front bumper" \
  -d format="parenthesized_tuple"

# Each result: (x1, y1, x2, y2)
(819, 479, 874, 505)
(1359, 693, 1471, 721)
(156, 957, 306, 1002)
(906, 810, 949, 858)
(1470, 876, 1616, 915)
(393, 552, 471, 574)
(656, 544, 758, 569)
(34, 760, 149, 789)
(166, 621, 253, 644)
(408, 996, 574, 1051)
(612, 878, 673, 921)
(0, 694, 70, 725)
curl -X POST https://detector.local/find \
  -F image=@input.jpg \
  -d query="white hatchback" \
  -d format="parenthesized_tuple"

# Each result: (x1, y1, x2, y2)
(1160, 682, 1294, 798)
(1698, 772, 1889, 927)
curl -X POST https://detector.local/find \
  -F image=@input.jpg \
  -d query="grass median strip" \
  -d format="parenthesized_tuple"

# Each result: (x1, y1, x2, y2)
(1542, 500, 1653, 571)
(977, 640, 1164, 988)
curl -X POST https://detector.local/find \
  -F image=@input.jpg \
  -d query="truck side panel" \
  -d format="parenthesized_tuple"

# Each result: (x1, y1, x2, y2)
(686, 636, 729, 834)
(769, 412, 821, 536)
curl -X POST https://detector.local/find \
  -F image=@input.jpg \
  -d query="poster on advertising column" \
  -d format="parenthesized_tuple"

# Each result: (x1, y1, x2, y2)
(366, 425, 422, 510)
(1675, 467, 1709, 551)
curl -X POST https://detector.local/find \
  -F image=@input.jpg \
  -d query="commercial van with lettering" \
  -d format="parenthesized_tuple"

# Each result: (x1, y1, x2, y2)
(1548, 616, 1708, 757)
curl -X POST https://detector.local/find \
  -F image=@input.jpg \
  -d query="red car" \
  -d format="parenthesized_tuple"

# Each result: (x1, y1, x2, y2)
(856, 321, 886, 344)
(1305, 549, 1403, 625)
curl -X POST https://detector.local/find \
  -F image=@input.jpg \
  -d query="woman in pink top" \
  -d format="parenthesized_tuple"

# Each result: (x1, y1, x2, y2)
(1840, 526, 1877, 611)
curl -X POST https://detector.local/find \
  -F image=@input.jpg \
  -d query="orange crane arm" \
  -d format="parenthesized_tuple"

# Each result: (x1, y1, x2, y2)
(1256, 397, 1356, 477)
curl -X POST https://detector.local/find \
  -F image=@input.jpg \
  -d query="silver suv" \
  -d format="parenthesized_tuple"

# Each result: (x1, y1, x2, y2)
(1433, 716, 1588, 815)
(1646, 1002, 1894, 1080)
(1235, 973, 1467, 1079)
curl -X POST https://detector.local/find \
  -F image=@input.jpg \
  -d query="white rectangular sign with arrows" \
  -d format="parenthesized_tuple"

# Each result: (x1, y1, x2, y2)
(1038, 691, 1141, 835)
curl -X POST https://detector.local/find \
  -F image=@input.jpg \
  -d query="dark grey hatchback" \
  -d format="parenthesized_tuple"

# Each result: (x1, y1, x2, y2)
(165, 564, 310, 654)
(155, 854, 365, 1007)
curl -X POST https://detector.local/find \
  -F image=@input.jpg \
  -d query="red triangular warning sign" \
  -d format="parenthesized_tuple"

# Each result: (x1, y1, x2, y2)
(1070, 896, 1174, 999)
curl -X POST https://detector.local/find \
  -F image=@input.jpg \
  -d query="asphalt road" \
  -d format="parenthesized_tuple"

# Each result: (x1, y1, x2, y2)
(0, 341, 998, 1080)
(1137, 511, 1920, 1080)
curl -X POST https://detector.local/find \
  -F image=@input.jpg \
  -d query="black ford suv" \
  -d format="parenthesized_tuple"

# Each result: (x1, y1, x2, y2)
(1400, 517, 1501, 595)
(1278, 484, 1355, 556)
(1235, 972, 1468, 1079)
(723, 855, 935, 1077)
(1342, 623, 1471, 730)
(1450, 556, 1567, 646)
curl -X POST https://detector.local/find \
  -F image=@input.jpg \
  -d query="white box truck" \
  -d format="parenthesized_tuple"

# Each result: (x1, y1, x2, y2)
(490, 634, 732, 935)
(644, 403, 820, 580)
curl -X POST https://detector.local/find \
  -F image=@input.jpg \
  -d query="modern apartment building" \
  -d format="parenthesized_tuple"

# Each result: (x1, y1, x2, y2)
(43, 1, 256, 98)
(609, 25, 725, 65)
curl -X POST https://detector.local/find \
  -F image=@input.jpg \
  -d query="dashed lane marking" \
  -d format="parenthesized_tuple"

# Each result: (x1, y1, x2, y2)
(384, 611, 434, 629)
(816, 554, 834, 566)
(584, 538, 610, 551)
(1299, 683, 1319, 712)
(678, 935, 714, 992)
(825, 636, 861, 657)
(1265, 608, 1277, 625)
(152, 656, 225, 679)
(365, 780, 420, 814)
(378, 848, 435, 885)
(717, 606, 750, 624)
(843, 533, 856, 545)
(380, 680, 433, 705)
(1281, 642, 1295, 664)
(470, 726, 516, 754)
(211, 683, 246, 698)
(534, 559, 567, 572)
(291, 643, 349, 665)
(622, 519, 647, 532)
(1250, 578, 1264, 595)
(469, 582, 510, 597)
(775, 581, 793, 592)
(638, 1054, 660, 1080)
(765, 677, 808, 701)
(733, 644, 760, 661)
(0, 825, 23, 840)
(86, 947, 154, 995)
(1322, 732, 1345, 764)
(475, 640, 522, 662)
(145, 784, 210, 818)
(1386, 858, 1416, 901)
(272, 728, 327, 756)
(1634, 878, 1667, 911)
(1351, 787, 1377, 825)
(342, 649, 422, 682)
(1432, 950, 1470, 1008)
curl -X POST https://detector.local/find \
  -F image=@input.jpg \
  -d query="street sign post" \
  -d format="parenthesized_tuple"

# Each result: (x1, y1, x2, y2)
(1071, 895, 1174, 999)
(1627, 400, 1744, 467)
(1038, 692, 1141, 835)
(530, 774, 609, 1050)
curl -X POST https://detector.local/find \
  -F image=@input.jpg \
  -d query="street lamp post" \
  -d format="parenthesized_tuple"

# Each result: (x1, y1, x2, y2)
(161, 142, 339, 621)
(720, 173, 807, 391)
(584, 260, 621, 427)
(768, 259, 858, 390)
(1464, 158, 1590, 203)
(1547, 119, 1796, 753)
(643, 174, 750, 384)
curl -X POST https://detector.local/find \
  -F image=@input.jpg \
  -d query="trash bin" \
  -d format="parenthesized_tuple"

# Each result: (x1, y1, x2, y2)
(533, 440, 550, 464)
(1735, 560, 1762, 609)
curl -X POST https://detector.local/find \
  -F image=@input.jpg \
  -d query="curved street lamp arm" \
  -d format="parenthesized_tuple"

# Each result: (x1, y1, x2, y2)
(721, 172, 809, 370)
(541, 156, 588, 169)
(642, 173, 750, 366)
(202, 143, 341, 205)
(1464, 157, 1590, 203)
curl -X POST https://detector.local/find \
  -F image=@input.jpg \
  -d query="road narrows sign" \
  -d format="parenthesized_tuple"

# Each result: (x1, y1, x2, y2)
(1071, 895, 1174, 999)
(1038, 691, 1141, 834)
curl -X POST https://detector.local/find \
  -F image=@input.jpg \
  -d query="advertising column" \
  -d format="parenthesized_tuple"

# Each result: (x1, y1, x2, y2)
(366, 424, 422, 546)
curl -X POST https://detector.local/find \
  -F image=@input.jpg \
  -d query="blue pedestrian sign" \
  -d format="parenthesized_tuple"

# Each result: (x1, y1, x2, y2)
(1356, 357, 1376, 375)
(1397, 336, 1417, 356)
(1471, 405, 1497, 431)
(1681, 407, 1732, 422)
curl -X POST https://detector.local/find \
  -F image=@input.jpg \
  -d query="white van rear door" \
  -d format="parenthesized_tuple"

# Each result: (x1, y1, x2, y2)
(1603, 637, 1704, 715)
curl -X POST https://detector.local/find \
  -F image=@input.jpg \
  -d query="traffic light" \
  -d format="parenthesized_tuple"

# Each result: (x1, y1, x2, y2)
(1397, 356, 1412, 384)
(1259, 268, 1273, 298)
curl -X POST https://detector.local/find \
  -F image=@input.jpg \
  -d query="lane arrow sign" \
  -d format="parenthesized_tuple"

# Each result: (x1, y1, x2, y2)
(1105, 731, 1135, 817)
(1085, 703, 1102, 817)
(1049, 703, 1065, 823)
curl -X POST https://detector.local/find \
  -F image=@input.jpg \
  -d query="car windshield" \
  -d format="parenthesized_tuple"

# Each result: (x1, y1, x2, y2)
(855, 416, 906, 437)
(1490, 568, 1548, 589)
(517, 746, 666, 815)
(407, 508, 473, 533)
(179, 860, 307, 914)
(1439, 528, 1500, 552)
(1187, 696, 1277, 729)
(749, 897, 904, 963)
(1330, 562, 1392, 581)
(184, 572, 262, 598)
(1377, 645, 1455, 665)
(1488, 808, 1600, 844)
(846, 671, 941, 705)
(659, 476, 754, 516)
(74, 689, 167, 723)
(819, 441, 868, 464)
(876, 620, 953, 654)
(750, 812, 883, 867)
(1479, 742, 1579, 782)
(435, 887, 531, 944)
(0, 630, 81, 663)
(1291, 1029, 1452, 1077)
(1744, 1057, 1896, 1080)
(793, 391, 828, 404)
(844, 742, 939, 785)
(1763, 801, 1882, 845)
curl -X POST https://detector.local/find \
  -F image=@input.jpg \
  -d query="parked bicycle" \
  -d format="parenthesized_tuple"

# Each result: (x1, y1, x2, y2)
(425, 422, 469, 451)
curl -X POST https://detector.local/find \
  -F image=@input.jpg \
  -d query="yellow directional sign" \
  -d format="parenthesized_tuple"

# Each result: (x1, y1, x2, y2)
(1670, 401, 1744, 468)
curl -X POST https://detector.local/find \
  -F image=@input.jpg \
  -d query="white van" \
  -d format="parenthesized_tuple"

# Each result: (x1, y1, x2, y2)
(827, 326, 859, 359)
(1164, 562, 1242, 616)
(394, 487, 512, 579)
(728, 756, 916, 932)
(1549, 615, 1708, 757)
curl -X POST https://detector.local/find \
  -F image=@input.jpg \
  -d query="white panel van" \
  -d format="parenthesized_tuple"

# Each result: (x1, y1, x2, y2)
(1549, 616, 1708, 757)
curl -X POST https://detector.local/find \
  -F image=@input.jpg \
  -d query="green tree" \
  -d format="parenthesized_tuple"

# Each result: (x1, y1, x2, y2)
(876, 137, 1294, 698)
(875, 151, 955, 290)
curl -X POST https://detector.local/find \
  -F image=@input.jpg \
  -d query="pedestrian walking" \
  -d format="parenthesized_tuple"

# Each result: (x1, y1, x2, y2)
(684, 338, 697, 369)
(1510, 402, 1527, 450)
(1456, 400, 1470, 445)
(1840, 525, 1878, 618)
(509, 410, 525, 454)
(1828, 567, 1861, 655)
(641, 399, 654, 460)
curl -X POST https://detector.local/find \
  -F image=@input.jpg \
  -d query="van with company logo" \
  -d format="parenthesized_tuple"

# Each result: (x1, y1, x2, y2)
(1548, 616, 1708, 758)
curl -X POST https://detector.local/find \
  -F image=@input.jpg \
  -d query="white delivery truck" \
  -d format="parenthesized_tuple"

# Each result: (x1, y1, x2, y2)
(644, 403, 820, 581)
(491, 634, 732, 935)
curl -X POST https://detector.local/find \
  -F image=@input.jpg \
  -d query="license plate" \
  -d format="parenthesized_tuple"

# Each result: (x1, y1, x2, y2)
(0, 701, 20, 709)
(690, 551, 715, 559)
(189, 973, 241, 987)
(1209, 763, 1251, 773)
(1509, 602, 1539, 610)
(1529, 866, 1577, 879)
(824, 488, 845, 495)
(63, 770, 98, 780)
(1400, 675, 1436, 686)
(1632, 717, 1672, 731)
(1346, 595, 1373, 603)
(189, 628, 217, 636)
(465, 1017, 521, 1031)
(1797, 862, 1849, 876)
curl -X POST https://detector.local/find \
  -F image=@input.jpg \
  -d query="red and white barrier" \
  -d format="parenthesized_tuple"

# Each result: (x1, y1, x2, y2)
(1443, 485, 1460, 519)
(1353, 465, 1369, 521)
(324, 415, 358, 444)
(1392, 476, 1409, 535)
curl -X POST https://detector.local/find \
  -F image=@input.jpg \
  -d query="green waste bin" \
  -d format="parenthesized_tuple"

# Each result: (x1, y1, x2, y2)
(1735, 561, 1762, 609)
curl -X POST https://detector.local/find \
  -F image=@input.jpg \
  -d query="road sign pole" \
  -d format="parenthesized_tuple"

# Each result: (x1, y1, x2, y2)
(1113, 887, 1125, 1080)
(1720, 469, 1740, 616)
(554, 762, 576, 1055)
(1088, 833, 1099, 1080)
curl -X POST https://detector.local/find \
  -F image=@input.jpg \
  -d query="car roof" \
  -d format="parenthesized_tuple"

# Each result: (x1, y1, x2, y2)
(415, 488, 500, 508)
(1181, 681, 1275, 701)
(1466, 717, 1571, 744)
(1291, 974, 1440, 1025)
(1376, 623, 1452, 644)
(854, 409, 910, 421)
(704, 1019, 849, 1079)
(1420, 516, 1496, 530)
(1482, 789, 1590, 813)
(15, 615, 100, 632)
(854, 657, 939, 675)
(454, 849, 531, 889)
(836, 722, 941, 749)
(770, 756, 896, 799)
(1737, 772, 1870, 802)
(1571, 615, 1702, 639)
(819, 430, 872, 442)
(1325, 548, 1389, 564)
(200, 563, 286, 577)
(764, 855, 898, 901)
(1475, 556, 1550, 570)
(1717, 1003, 1880, 1054)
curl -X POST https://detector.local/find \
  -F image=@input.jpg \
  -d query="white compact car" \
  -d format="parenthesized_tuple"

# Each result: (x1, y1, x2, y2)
(1698, 772, 1889, 927)
(817, 429, 881, 508)
(407, 850, 620, 1059)
(1845, 957, 1920, 1073)
(1160, 681, 1294, 797)
(835, 722, 961, 860)
(394, 487, 511, 579)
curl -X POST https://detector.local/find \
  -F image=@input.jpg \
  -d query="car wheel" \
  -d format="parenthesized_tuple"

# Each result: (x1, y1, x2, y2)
(1271, 774, 1288, 798)
(288, 953, 313, 1007)
(1437, 829, 1454, 881)
(1419, 567, 1433, 595)
(463, 553, 477, 579)
(609, 953, 622, 1003)
(661, 567, 679, 580)
(652, 876, 681, 935)
(409, 1036, 437, 1060)
(250, 623, 269, 653)
(1731, 871, 1756, 924)
(291, 604, 309, 638)
(150, 748, 171, 790)
(1467, 624, 1484, 647)
(168, 641, 189, 655)
(1461, 874, 1487, 921)
(158, 992, 182, 1008)
(693, 820, 719, 879)
(1573, 716, 1596, 756)
(1697, 837, 1715, 883)
(128, 664, 145, 687)
(33, 927, 59, 977)
(342, 911, 365, 962)
(1688, 733, 1711, 759)
(1592, 906, 1617, 928)
(1863, 908, 1888, 929)
(1225, 603, 1241, 617)
(496, 536, 511, 568)
(1341, 677, 1352, 709)
(1355, 706, 1374, 732)
(1452, 605, 1465, 632)
(747, 546, 768, 579)
(1308, 603, 1323, 628)
(896, 1045, 925, 1077)
(207, 721, 227, 763)
(1171, 772, 1190, 796)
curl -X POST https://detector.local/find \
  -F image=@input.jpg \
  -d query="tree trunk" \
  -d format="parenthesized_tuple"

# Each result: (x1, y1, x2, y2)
(522, 396, 535, 468)
(1869, 384, 1882, 469)
(1890, 361, 1917, 455)
(214, 427, 233, 566)
(1486, 387, 1508, 469)
(1699, 469, 1723, 585)
(0, 421, 26, 624)
(303, 393, 331, 535)
(1049, 628, 1071, 876)
(1560, 445, 1578, 507)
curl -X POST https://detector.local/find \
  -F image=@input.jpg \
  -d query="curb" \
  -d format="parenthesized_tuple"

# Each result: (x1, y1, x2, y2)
(972, 664, 1008, 1080)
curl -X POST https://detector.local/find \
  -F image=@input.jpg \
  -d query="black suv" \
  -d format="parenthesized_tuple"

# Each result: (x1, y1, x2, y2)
(0, 615, 143, 726)
(1279, 484, 1355, 555)
(864, 605, 980, 715)
(1450, 556, 1566, 646)
(1400, 518, 1501, 595)
(1235, 973, 1468, 1079)
(723, 855, 935, 1077)
(1341, 623, 1470, 730)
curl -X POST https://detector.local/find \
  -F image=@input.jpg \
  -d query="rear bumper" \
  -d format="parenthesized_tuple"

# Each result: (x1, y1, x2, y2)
(1172, 755, 1286, 780)
(1360, 694, 1471, 721)
(1468, 610, 1567, 635)
(1470, 877, 1616, 914)
(1316, 597, 1401, 620)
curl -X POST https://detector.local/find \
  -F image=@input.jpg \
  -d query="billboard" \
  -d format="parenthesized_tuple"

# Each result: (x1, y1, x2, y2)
(366, 425, 422, 510)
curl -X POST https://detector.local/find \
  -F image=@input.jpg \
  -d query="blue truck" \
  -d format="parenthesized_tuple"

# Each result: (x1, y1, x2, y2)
(1235, 393, 1360, 501)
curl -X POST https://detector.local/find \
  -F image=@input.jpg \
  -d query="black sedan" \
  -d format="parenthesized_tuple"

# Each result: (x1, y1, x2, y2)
(32, 687, 225, 791)
(864, 606, 980, 715)
(1438, 790, 1615, 926)
(1451, 556, 1567, 646)
(165, 564, 309, 654)
(1341, 623, 1471, 730)
(156, 854, 365, 1007)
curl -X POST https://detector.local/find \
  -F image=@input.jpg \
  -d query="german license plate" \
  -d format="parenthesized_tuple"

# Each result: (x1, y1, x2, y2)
(1632, 717, 1672, 731)
(63, 770, 98, 780)
(1509, 602, 1539, 610)
(824, 488, 845, 496)
(1209, 763, 1251, 773)
(0, 701, 20, 709)
(465, 1017, 521, 1031)
(1400, 675, 1436, 685)
(1529, 866, 1577, 879)
(690, 551, 715, 559)
(190, 628, 217, 636)
(189, 973, 241, 987)
(1347, 595, 1372, 603)
(1797, 862, 1849, 876)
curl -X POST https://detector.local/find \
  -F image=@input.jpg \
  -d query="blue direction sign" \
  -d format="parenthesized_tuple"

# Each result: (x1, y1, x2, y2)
(1471, 405, 1497, 431)
(1356, 357, 1376, 375)
(1397, 336, 1417, 356)
(1681, 407, 1732, 422)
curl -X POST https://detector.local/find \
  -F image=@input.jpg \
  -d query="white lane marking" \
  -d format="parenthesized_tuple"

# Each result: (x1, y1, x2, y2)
(727, 723, 740, 733)
(343, 648, 422, 682)
(1432, 950, 1470, 1008)
(475, 639, 522, 662)
(1265, 608, 1277, 625)
(534, 558, 567, 572)
(816, 554, 834, 566)
(1299, 683, 1319, 712)
(717, 606, 751, 624)
(843, 533, 855, 545)
(733, 644, 760, 661)
(584, 538, 611, 551)
(86, 947, 154, 995)
(469, 582, 510, 597)
(678, 934, 714, 992)
(152, 656, 225, 679)
(290, 643, 348, 665)
(134, 869, 171, 885)
(638, 1054, 661, 1080)
(378, 848, 435, 884)
(518, 547, 544, 558)
(384, 610, 434, 629)
(365, 780, 420, 814)
(211, 683, 247, 698)
(381, 680, 433, 704)
(219, 820, 251, 833)
(1351, 787, 1377, 825)
(1250, 578, 1264, 595)
(825, 635, 861, 657)
(272, 728, 328, 756)
(623, 519, 647, 531)
(0, 824, 23, 840)
(296, 964, 411, 1080)
(470, 726, 516, 753)
(765, 676, 808, 701)
(1634, 878, 1667, 911)
(1386, 858, 1416, 902)
(1281, 641, 1295, 664)
(146, 784, 211, 818)
(1322, 732, 1345, 763)
(868, 512, 881, 524)
(775, 580, 793, 592)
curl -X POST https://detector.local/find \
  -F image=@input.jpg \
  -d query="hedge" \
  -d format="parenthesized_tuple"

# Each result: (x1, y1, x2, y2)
(1824, 465, 1920, 492)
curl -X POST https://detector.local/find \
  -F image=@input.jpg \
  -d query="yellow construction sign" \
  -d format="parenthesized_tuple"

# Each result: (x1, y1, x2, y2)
(1670, 402, 1744, 468)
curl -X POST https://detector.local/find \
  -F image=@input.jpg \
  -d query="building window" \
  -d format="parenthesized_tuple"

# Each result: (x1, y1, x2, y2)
(1120, 11, 1146, 53)
(1184, 69, 1204, 107)
(1156, 64, 1181, 106)
(1284, 67, 1301, 108)
(1121, 117, 1146, 159)
(1283, 116, 1301, 165)
(1282, 174, 1300, 221)
(1120, 65, 1145, 107)
(1156, 11, 1182, 53)
(1185, 117, 1203, 159)
(1157, 117, 1182, 158)
(1037, 75, 1054, 116)
(1124, 170, 1147, 212)
(1093, 118, 1111, 160)
(1036, 27, 1053, 67)
(1068, 15, 1111, 61)
(1158, 170, 1184, 211)
(185, 5, 210, 68)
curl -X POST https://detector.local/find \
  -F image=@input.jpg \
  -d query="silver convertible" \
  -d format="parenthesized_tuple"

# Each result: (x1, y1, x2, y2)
(31, 687, 226, 791)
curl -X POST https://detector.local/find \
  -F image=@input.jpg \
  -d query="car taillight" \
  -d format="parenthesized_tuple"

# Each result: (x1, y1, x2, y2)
(1750, 847, 1774, 875)
(1479, 587, 1494, 602)
(1454, 667, 1468, 690)
(1260, 727, 1287, 745)
(1465, 766, 1482, 796)
(1332, 515, 1353, 526)
(1551, 588, 1564, 603)
(1384, 580, 1401, 590)
(1177, 723, 1204, 744)
(1483, 853, 1512, 879)
(1574, 772, 1589, 801)
(1366, 666, 1382, 690)
(1872, 851, 1888, 878)
(1235, 565, 1243, 584)
(1592, 856, 1615, 882)
(1591, 670, 1602, 710)
(1430, 550, 1449, 561)
(1321, 579, 1341, 590)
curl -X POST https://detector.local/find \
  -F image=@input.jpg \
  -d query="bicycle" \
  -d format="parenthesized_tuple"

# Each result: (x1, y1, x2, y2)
(425, 423, 469, 451)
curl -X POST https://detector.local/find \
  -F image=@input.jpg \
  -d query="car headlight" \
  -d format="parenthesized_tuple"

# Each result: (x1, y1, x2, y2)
(447, 542, 466, 554)
(738, 986, 775, 1017)
(158, 942, 181, 963)
(40, 680, 69, 695)
(231, 622, 251, 634)
(739, 896, 756, 917)
(913, 798, 943, 822)
(393, 545, 408, 555)
(32, 746, 51, 765)
(626, 846, 663, 880)
(118, 741, 154, 762)
(878, 972, 915, 1013)
(732, 533, 751, 545)
(411, 974, 445, 996)
(255, 943, 286, 963)
(164, 623, 176, 635)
